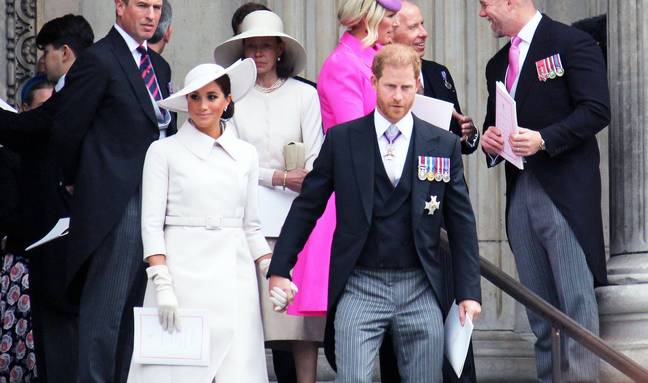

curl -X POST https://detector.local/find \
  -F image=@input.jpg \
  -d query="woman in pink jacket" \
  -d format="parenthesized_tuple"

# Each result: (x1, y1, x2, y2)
(318, 0, 402, 130)
(287, 0, 401, 320)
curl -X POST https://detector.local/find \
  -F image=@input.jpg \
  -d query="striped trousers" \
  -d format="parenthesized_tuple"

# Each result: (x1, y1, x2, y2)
(77, 193, 148, 383)
(507, 172, 599, 382)
(334, 268, 444, 383)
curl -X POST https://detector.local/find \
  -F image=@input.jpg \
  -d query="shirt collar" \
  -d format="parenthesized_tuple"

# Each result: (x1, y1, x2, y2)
(176, 121, 239, 161)
(374, 109, 413, 140)
(114, 23, 147, 53)
(340, 31, 380, 69)
(516, 11, 542, 44)
(55, 74, 66, 92)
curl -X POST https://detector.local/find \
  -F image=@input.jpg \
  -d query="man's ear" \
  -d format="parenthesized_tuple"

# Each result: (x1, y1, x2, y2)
(62, 44, 75, 63)
(371, 74, 378, 91)
(163, 25, 173, 44)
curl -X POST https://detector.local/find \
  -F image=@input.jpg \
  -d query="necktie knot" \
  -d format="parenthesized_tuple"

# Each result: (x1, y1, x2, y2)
(511, 35, 522, 48)
(385, 124, 400, 144)
(137, 45, 147, 56)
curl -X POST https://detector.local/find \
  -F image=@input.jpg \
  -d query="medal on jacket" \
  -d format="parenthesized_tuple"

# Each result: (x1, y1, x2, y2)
(545, 57, 557, 79)
(553, 54, 565, 77)
(425, 195, 440, 215)
(427, 156, 436, 181)
(535, 59, 548, 82)
(441, 70, 452, 90)
(418, 156, 427, 181)
(442, 158, 451, 183)
(434, 157, 443, 182)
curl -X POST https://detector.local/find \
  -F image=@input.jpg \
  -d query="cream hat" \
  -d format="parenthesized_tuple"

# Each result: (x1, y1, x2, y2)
(157, 59, 256, 113)
(213, 10, 307, 77)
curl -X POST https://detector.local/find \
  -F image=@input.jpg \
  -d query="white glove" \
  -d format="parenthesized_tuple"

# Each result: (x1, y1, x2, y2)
(146, 265, 181, 333)
(258, 258, 271, 274)
(269, 282, 299, 313)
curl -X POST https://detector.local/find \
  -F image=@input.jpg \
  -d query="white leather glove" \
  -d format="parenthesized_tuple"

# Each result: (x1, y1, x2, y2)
(269, 282, 299, 313)
(146, 265, 181, 333)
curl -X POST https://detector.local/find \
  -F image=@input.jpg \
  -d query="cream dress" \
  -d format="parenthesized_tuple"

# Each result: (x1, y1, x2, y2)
(127, 122, 270, 383)
(231, 78, 326, 343)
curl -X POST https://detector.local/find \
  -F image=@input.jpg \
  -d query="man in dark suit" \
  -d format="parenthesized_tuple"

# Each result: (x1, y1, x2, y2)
(389, 3, 480, 381)
(268, 44, 482, 382)
(51, 1, 175, 382)
(0, 14, 94, 382)
(479, 0, 609, 381)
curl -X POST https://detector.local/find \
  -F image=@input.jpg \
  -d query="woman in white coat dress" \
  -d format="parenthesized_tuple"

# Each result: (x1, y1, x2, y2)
(128, 59, 279, 383)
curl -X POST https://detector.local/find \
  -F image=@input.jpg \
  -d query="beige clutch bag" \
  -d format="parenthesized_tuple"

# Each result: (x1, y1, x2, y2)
(283, 142, 305, 171)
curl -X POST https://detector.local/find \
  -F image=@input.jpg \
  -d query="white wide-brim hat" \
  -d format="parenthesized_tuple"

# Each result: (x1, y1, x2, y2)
(213, 10, 307, 77)
(157, 58, 257, 113)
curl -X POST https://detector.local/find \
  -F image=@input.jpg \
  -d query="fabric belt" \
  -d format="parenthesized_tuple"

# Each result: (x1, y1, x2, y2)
(165, 216, 243, 229)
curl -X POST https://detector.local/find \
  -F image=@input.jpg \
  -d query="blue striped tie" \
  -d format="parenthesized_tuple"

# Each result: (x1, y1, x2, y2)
(137, 45, 167, 117)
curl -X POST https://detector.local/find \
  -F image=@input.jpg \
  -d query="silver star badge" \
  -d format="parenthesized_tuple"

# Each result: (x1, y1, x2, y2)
(424, 195, 440, 215)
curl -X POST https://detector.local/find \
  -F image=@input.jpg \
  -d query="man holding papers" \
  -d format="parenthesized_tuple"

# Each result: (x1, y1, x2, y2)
(268, 44, 482, 383)
(479, 0, 610, 381)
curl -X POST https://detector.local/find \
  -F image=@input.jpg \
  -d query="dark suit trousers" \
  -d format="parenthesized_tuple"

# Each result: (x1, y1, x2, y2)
(77, 193, 147, 383)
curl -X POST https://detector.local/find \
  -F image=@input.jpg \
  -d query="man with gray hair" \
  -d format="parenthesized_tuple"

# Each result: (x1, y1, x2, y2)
(148, 0, 172, 54)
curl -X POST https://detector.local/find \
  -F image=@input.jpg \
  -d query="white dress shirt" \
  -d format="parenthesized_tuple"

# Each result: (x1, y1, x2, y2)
(374, 110, 413, 185)
(506, 11, 543, 98)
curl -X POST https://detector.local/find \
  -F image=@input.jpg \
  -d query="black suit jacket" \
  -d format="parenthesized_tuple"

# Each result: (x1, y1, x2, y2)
(269, 112, 481, 368)
(0, 95, 78, 308)
(483, 15, 610, 285)
(52, 27, 175, 290)
(421, 59, 479, 154)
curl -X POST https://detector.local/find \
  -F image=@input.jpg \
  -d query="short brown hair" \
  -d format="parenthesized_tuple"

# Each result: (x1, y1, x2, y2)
(372, 43, 421, 80)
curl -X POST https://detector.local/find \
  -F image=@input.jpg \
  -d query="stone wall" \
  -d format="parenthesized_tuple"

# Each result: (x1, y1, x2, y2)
(9, 0, 611, 380)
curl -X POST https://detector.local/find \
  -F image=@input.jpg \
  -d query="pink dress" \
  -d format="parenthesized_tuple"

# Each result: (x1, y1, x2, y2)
(288, 32, 379, 316)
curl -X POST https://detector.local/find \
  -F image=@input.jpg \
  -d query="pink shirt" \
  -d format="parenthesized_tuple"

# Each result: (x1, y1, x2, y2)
(317, 32, 380, 132)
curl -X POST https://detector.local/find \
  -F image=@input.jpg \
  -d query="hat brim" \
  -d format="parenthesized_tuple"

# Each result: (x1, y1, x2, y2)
(213, 30, 307, 78)
(158, 59, 257, 113)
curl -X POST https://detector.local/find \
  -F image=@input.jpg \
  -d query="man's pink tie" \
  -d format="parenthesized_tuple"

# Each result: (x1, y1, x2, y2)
(506, 36, 522, 93)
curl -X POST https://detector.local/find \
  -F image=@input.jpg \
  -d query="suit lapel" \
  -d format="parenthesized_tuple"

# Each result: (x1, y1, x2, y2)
(411, 116, 441, 228)
(349, 115, 375, 223)
(107, 28, 158, 127)
(513, 15, 552, 109)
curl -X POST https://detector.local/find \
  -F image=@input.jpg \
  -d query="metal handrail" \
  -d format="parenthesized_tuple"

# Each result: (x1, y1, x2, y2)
(478, 255, 648, 382)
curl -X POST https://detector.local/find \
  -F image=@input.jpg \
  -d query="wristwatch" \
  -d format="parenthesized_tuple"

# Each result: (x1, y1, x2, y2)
(539, 137, 546, 151)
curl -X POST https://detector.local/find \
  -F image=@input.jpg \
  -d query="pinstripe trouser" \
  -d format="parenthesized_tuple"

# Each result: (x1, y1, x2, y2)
(507, 172, 599, 383)
(334, 268, 444, 383)
(77, 193, 147, 383)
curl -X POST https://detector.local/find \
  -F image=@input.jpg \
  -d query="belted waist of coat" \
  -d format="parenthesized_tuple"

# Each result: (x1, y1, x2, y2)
(165, 216, 243, 229)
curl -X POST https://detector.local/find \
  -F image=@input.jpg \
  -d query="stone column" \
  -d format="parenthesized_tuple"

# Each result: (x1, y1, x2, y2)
(596, 1, 648, 381)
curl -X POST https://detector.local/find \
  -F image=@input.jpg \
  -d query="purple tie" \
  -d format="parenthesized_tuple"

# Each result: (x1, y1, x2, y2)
(506, 36, 522, 93)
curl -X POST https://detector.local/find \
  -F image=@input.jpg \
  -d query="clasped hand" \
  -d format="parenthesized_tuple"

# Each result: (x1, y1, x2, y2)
(146, 264, 181, 333)
(268, 275, 298, 312)
(482, 126, 542, 157)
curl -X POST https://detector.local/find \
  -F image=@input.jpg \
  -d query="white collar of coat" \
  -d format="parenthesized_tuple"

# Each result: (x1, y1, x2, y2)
(176, 120, 239, 161)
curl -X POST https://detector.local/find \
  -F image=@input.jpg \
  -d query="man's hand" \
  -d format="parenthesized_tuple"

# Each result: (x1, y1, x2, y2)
(452, 110, 477, 142)
(65, 185, 74, 195)
(273, 168, 309, 193)
(268, 275, 297, 312)
(509, 128, 543, 157)
(458, 299, 481, 326)
(481, 126, 504, 156)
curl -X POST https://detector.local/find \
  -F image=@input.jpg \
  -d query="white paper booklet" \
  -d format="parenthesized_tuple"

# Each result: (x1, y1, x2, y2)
(258, 185, 298, 237)
(495, 81, 524, 169)
(444, 301, 475, 378)
(133, 307, 210, 366)
(25, 217, 70, 251)
(0, 98, 17, 113)
(412, 94, 454, 131)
